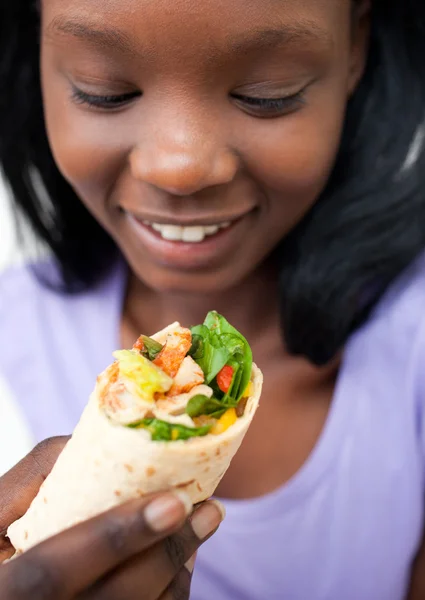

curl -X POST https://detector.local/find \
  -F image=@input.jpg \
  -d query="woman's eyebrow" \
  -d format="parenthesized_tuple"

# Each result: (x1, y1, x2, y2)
(226, 23, 333, 54)
(45, 15, 332, 56)
(45, 16, 136, 56)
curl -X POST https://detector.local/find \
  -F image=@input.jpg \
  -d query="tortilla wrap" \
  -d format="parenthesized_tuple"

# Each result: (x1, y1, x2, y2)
(7, 363, 262, 553)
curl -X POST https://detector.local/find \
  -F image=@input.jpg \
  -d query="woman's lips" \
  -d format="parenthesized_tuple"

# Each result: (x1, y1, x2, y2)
(124, 211, 250, 270)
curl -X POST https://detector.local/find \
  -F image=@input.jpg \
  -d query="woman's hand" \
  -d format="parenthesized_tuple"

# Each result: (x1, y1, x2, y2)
(0, 438, 224, 599)
(0, 437, 70, 562)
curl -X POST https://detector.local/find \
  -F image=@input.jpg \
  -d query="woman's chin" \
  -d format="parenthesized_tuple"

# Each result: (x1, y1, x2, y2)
(127, 259, 250, 297)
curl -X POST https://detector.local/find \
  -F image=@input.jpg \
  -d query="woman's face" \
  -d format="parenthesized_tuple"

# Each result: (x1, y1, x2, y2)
(41, 0, 369, 293)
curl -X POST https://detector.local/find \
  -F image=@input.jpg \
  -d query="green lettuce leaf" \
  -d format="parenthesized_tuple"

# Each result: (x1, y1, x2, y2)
(128, 418, 211, 441)
(191, 311, 253, 404)
(189, 324, 230, 384)
(185, 394, 227, 419)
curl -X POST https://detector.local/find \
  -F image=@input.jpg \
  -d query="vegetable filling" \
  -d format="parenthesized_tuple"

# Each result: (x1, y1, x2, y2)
(102, 312, 253, 442)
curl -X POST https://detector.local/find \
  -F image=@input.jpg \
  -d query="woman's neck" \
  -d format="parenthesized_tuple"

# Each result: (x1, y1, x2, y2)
(121, 260, 283, 354)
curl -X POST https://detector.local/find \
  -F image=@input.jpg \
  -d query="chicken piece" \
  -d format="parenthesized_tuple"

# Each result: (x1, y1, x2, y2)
(151, 322, 181, 345)
(132, 337, 145, 352)
(152, 324, 192, 378)
(103, 385, 154, 425)
(98, 364, 154, 425)
(155, 384, 213, 416)
(169, 356, 205, 396)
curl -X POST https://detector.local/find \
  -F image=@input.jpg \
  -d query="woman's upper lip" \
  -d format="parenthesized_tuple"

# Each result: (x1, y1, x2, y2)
(123, 209, 253, 227)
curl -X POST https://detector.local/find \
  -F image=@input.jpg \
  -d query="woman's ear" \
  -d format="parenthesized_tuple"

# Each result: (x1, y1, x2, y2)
(347, 0, 371, 96)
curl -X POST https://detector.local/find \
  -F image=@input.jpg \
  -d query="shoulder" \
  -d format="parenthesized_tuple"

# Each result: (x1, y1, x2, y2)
(0, 259, 125, 348)
(0, 262, 50, 348)
(0, 261, 61, 319)
(344, 251, 425, 413)
(0, 260, 71, 313)
(373, 251, 425, 336)
(0, 259, 126, 444)
(352, 251, 425, 354)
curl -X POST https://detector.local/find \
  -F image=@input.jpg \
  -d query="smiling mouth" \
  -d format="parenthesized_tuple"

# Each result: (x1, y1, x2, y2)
(139, 220, 233, 243)
(123, 209, 253, 270)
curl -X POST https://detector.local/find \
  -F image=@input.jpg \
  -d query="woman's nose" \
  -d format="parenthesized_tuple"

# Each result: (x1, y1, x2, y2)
(130, 125, 239, 196)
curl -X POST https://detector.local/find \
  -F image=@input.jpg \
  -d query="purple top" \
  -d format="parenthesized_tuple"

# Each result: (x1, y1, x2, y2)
(1, 256, 425, 599)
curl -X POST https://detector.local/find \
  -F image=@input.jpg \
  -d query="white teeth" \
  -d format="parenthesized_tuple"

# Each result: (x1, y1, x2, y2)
(182, 226, 206, 243)
(160, 225, 183, 241)
(146, 221, 231, 243)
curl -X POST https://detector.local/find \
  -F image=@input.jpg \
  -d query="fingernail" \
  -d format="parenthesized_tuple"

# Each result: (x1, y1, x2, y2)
(145, 492, 193, 532)
(185, 553, 197, 573)
(210, 499, 226, 520)
(191, 499, 226, 540)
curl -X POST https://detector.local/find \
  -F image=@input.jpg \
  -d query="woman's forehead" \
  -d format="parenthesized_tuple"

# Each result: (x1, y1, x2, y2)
(41, 0, 347, 56)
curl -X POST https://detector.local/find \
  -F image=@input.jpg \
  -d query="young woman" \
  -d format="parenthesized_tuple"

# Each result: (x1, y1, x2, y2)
(1, 0, 425, 598)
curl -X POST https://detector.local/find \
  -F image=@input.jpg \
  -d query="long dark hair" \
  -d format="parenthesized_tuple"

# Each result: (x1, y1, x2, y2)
(1, 0, 425, 364)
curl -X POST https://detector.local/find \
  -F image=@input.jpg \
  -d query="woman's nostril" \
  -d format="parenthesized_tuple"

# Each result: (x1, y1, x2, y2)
(212, 152, 239, 186)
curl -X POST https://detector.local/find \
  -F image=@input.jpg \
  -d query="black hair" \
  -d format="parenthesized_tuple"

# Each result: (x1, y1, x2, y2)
(1, 0, 425, 364)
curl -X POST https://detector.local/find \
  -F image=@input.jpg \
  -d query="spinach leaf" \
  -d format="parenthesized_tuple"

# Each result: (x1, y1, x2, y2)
(186, 394, 227, 419)
(190, 324, 229, 383)
(128, 418, 211, 441)
(188, 334, 205, 360)
(203, 312, 253, 402)
(186, 312, 253, 418)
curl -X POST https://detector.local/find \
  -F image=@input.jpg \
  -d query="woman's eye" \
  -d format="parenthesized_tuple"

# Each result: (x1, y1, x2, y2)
(231, 90, 306, 118)
(71, 87, 142, 110)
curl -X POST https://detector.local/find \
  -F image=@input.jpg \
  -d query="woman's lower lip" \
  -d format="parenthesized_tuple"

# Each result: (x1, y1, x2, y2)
(125, 214, 246, 270)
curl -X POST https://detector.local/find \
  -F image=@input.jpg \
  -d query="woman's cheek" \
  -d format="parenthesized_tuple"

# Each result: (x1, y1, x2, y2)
(47, 113, 126, 191)
(42, 78, 133, 199)
(248, 112, 345, 203)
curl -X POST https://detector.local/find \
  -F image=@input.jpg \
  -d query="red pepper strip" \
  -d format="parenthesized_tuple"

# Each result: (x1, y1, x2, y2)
(216, 365, 234, 393)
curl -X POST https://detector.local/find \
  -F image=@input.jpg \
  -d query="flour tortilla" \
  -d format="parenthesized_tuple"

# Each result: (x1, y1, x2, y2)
(7, 363, 262, 553)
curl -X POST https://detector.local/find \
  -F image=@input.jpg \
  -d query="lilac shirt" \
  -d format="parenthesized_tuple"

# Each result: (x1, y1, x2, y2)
(1, 256, 425, 599)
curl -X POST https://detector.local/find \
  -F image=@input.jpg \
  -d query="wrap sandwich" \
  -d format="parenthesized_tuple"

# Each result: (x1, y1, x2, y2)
(8, 311, 262, 553)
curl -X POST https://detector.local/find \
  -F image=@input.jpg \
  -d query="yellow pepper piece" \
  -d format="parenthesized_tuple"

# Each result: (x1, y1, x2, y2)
(243, 381, 253, 398)
(211, 408, 238, 435)
(171, 429, 179, 441)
